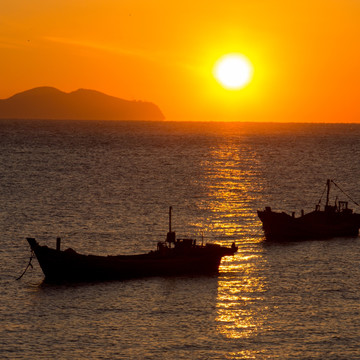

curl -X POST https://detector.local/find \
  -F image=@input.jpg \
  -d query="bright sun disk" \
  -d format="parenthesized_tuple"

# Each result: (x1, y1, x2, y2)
(214, 54, 253, 90)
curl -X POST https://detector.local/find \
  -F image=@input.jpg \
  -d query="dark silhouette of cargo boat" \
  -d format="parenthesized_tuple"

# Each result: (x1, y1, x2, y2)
(27, 207, 237, 283)
(257, 180, 360, 240)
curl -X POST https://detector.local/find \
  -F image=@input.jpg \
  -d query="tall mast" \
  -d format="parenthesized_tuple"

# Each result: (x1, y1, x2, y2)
(169, 206, 172, 233)
(166, 206, 176, 245)
(326, 179, 331, 206)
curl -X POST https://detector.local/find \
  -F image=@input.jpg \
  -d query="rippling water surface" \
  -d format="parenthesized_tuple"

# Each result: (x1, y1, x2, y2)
(1, 120, 360, 359)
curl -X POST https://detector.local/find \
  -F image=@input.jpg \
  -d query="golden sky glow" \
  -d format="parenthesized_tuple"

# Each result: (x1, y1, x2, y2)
(1, 0, 360, 122)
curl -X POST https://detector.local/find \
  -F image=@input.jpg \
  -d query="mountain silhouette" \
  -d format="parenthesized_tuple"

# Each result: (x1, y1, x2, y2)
(0, 87, 165, 121)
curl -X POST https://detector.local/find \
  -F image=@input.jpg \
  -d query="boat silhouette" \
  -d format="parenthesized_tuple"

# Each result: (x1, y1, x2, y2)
(26, 207, 237, 283)
(257, 179, 360, 240)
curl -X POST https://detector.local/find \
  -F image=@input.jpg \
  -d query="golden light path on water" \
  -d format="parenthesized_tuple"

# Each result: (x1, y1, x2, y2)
(195, 139, 268, 358)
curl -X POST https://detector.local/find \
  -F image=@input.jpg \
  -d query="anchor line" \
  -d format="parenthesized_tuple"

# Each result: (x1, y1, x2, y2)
(16, 250, 34, 281)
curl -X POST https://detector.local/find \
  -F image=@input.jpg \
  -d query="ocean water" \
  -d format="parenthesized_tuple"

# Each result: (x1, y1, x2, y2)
(1, 119, 360, 359)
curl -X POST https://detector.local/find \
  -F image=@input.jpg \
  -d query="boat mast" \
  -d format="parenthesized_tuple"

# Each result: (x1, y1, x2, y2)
(326, 179, 331, 206)
(169, 206, 172, 233)
(166, 206, 176, 245)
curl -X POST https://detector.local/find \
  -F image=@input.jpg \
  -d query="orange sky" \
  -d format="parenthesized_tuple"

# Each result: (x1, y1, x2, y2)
(1, 0, 359, 122)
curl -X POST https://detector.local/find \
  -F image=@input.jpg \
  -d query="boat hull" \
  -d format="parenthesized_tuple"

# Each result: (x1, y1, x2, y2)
(257, 208, 360, 240)
(27, 238, 235, 283)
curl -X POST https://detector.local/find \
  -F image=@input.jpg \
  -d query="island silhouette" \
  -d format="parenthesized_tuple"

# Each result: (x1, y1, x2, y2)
(0, 87, 165, 121)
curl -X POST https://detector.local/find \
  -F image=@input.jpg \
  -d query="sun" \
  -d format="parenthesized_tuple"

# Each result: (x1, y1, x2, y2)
(213, 53, 253, 90)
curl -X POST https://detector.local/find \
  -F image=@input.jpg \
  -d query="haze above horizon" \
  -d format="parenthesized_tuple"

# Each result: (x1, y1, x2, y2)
(1, 0, 359, 122)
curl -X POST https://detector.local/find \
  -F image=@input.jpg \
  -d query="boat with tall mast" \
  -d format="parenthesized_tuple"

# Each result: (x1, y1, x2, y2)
(257, 179, 360, 240)
(26, 207, 237, 283)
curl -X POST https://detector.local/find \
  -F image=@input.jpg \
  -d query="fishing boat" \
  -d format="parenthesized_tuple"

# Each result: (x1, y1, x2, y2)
(257, 179, 360, 240)
(26, 207, 237, 283)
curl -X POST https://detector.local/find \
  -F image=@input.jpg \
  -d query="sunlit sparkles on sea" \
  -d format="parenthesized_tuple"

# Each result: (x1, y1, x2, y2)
(1, 120, 360, 359)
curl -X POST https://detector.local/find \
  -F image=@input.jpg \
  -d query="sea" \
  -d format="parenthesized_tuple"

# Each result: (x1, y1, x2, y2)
(1, 119, 360, 359)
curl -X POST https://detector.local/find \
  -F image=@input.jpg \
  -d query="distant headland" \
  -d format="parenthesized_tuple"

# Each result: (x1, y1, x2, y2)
(0, 87, 165, 121)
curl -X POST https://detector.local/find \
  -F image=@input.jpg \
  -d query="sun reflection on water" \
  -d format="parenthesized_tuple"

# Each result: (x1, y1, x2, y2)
(217, 254, 267, 341)
(193, 140, 264, 241)
(196, 139, 268, 356)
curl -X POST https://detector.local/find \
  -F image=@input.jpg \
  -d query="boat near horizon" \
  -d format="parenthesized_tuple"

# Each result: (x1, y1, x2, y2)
(257, 179, 360, 240)
(26, 207, 238, 283)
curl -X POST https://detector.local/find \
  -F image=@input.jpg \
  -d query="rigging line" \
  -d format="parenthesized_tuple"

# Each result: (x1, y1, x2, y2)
(317, 183, 327, 205)
(331, 180, 360, 207)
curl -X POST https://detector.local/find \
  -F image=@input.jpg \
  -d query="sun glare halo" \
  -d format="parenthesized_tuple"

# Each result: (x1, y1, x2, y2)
(214, 54, 253, 90)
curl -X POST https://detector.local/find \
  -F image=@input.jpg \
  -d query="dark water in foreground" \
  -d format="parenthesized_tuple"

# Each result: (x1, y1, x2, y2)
(1, 119, 360, 359)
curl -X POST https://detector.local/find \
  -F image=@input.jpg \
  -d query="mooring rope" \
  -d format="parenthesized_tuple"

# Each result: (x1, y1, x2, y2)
(16, 250, 34, 281)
